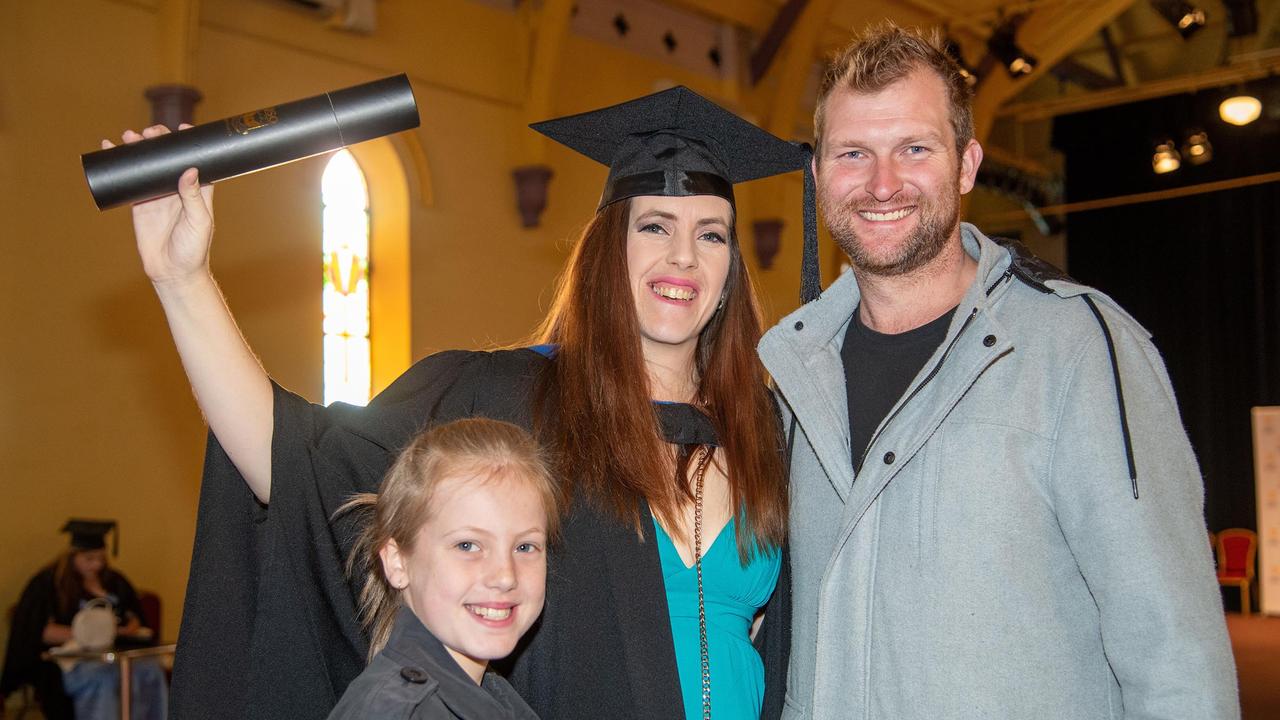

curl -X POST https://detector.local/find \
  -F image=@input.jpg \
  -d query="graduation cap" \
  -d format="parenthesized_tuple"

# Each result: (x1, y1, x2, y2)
(531, 86, 822, 303)
(61, 518, 119, 556)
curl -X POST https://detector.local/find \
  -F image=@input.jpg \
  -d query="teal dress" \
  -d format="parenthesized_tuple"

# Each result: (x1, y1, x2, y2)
(654, 516, 781, 720)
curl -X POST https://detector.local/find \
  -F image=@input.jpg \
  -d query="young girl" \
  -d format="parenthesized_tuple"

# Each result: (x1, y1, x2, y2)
(327, 418, 555, 720)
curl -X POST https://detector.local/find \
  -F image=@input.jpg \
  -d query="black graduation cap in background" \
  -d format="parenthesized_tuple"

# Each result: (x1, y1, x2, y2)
(61, 518, 119, 556)
(531, 86, 822, 303)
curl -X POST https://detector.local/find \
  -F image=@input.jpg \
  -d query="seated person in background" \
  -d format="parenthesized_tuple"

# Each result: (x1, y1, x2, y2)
(327, 418, 553, 720)
(0, 519, 167, 720)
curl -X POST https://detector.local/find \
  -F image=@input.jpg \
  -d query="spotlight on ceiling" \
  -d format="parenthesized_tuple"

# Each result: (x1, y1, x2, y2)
(1220, 94, 1262, 125)
(1181, 130, 1213, 165)
(987, 20, 1037, 78)
(1153, 0, 1207, 39)
(944, 37, 980, 87)
(1152, 139, 1181, 174)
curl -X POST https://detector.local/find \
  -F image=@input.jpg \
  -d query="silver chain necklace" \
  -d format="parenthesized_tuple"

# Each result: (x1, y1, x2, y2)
(690, 445, 714, 720)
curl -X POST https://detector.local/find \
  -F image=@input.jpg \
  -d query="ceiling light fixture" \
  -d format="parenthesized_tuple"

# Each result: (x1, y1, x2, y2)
(1219, 93, 1262, 125)
(1152, 139, 1181, 174)
(944, 37, 980, 87)
(1181, 130, 1213, 165)
(1153, 0, 1207, 39)
(987, 19, 1038, 78)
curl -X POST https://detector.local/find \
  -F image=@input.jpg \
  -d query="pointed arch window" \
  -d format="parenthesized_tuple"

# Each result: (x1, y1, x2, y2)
(321, 149, 371, 406)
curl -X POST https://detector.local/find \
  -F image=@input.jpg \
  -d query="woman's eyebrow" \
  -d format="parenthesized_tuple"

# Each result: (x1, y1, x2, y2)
(634, 210, 677, 222)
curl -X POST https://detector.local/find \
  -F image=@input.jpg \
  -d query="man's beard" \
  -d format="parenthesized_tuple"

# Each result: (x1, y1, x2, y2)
(823, 180, 961, 277)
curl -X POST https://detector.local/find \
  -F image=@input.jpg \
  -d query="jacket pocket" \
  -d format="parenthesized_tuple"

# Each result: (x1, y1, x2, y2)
(913, 434, 942, 566)
(782, 691, 807, 719)
(922, 418, 1051, 572)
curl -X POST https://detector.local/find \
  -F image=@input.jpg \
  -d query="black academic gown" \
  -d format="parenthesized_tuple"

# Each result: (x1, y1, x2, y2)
(170, 348, 790, 720)
(1, 565, 147, 720)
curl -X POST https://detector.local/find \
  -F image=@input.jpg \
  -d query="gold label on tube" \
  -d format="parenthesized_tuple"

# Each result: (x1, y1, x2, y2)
(229, 108, 279, 135)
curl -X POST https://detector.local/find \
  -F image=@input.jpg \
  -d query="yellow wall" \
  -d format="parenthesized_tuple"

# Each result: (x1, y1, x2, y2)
(0, 0, 812, 653)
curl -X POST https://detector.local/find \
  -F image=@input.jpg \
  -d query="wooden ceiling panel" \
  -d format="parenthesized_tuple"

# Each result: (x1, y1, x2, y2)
(826, 2, 938, 34)
(661, 0, 780, 31)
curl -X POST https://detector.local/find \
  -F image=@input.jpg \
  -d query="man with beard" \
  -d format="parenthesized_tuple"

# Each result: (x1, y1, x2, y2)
(757, 24, 1240, 720)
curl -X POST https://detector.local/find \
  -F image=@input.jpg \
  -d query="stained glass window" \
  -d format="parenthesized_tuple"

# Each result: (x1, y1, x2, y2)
(321, 149, 371, 406)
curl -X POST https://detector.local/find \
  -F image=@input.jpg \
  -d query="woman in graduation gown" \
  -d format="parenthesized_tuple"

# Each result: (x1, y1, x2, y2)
(110, 87, 806, 720)
(0, 521, 166, 720)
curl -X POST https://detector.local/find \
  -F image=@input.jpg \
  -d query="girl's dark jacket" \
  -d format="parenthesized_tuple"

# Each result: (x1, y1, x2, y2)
(327, 606, 538, 720)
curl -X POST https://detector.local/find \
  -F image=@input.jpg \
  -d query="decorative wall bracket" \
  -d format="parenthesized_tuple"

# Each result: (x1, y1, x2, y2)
(144, 84, 203, 131)
(752, 219, 783, 269)
(513, 164, 554, 228)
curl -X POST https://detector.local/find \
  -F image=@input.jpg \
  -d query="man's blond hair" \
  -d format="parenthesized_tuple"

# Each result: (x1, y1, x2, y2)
(814, 23, 975, 158)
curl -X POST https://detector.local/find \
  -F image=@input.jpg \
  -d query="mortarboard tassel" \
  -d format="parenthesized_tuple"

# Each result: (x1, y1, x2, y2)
(797, 142, 821, 304)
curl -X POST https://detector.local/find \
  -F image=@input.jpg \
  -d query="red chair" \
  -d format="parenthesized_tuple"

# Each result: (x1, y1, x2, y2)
(138, 590, 162, 641)
(1216, 528, 1258, 615)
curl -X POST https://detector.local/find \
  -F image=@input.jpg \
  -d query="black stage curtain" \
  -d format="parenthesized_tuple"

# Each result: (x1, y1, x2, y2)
(1052, 78, 1280, 533)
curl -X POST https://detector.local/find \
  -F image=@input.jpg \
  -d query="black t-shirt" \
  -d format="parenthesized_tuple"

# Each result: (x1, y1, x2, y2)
(841, 306, 955, 473)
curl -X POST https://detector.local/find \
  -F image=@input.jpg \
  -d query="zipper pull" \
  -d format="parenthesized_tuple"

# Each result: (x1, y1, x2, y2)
(985, 268, 1013, 296)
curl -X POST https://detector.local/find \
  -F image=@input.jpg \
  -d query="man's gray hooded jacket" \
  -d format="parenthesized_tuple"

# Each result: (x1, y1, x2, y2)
(760, 224, 1238, 720)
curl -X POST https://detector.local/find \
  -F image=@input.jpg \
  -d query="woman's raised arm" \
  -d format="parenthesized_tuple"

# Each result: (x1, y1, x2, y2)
(110, 124, 274, 502)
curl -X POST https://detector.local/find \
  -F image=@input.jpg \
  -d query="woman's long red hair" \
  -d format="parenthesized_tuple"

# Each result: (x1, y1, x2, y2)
(535, 198, 787, 559)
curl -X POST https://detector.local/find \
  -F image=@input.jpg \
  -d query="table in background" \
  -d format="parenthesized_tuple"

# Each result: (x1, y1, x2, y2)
(44, 644, 176, 720)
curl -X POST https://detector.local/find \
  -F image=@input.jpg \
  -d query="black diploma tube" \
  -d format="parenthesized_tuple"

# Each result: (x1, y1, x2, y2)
(83, 74, 420, 210)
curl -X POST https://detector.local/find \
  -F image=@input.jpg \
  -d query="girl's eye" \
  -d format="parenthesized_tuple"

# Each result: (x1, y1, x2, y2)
(699, 231, 727, 244)
(455, 541, 477, 552)
(516, 542, 542, 554)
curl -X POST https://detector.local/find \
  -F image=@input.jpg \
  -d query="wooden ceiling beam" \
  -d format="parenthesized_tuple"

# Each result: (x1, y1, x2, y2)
(514, 0, 573, 165)
(1051, 56, 1124, 89)
(668, 0, 947, 64)
(758, 0, 839, 138)
(751, 0, 811, 85)
(981, 143, 1055, 179)
(1098, 25, 1132, 85)
(157, 0, 201, 84)
(891, 0, 988, 36)
(1251, 0, 1280, 51)
(971, 0, 1138, 142)
(661, 0, 780, 32)
(999, 52, 1280, 120)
